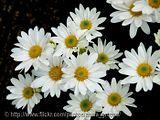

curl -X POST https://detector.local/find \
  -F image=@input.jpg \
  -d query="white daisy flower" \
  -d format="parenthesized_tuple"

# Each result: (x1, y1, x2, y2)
(31, 56, 66, 98)
(62, 53, 106, 96)
(69, 4, 106, 42)
(119, 43, 160, 92)
(63, 93, 101, 120)
(154, 29, 160, 46)
(11, 26, 51, 72)
(110, 0, 152, 38)
(96, 78, 136, 119)
(133, 0, 160, 22)
(88, 38, 122, 71)
(6, 74, 42, 114)
(51, 18, 88, 57)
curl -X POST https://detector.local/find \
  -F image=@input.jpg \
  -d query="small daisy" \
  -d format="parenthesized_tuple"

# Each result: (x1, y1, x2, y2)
(88, 38, 122, 71)
(96, 78, 136, 119)
(51, 18, 88, 57)
(63, 93, 101, 120)
(119, 43, 160, 92)
(31, 56, 66, 98)
(110, 0, 152, 38)
(11, 26, 51, 72)
(133, 0, 160, 22)
(62, 53, 106, 96)
(154, 29, 160, 46)
(69, 4, 106, 42)
(6, 74, 42, 114)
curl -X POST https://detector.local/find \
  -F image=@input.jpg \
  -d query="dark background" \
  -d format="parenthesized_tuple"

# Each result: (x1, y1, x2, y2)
(0, 0, 160, 120)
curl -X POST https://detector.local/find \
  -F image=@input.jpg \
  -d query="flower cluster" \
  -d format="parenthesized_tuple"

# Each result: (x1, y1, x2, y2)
(6, 3, 160, 120)
(107, 0, 160, 38)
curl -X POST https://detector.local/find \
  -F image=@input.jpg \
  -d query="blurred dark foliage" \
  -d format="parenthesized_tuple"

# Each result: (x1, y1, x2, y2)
(0, 0, 160, 120)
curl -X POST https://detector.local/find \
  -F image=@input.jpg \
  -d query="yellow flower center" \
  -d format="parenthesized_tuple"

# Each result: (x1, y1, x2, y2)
(129, 4, 142, 16)
(97, 52, 108, 64)
(108, 93, 122, 106)
(80, 19, 92, 30)
(29, 45, 42, 59)
(148, 0, 160, 8)
(80, 99, 93, 112)
(137, 63, 153, 77)
(23, 87, 34, 99)
(74, 67, 89, 81)
(65, 35, 78, 48)
(49, 66, 63, 81)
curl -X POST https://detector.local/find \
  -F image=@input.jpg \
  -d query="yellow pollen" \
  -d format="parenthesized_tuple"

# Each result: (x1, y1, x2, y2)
(97, 52, 108, 64)
(80, 99, 93, 112)
(49, 66, 63, 81)
(137, 63, 153, 77)
(23, 87, 34, 99)
(65, 35, 78, 48)
(74, 67, 89, 81)
(108, 93, 122, 106)
(29, 45, 42, 59)
(129, 4, 142, 16)
(148, 0, 160, 8)
(80, 19, 92, 30)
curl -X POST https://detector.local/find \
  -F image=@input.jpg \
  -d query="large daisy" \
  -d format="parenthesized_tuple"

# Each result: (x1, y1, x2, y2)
(96, 78, 136, 119)
(62, 53, 106, 96)
(51, 18, 88, 57)
(133, 0, 160, 22)
(6, 74, 42, 114)
(63, 93, 101, 120)
(88, 38, 122, 71)
(69, 4, 106, 42)
(31, 56, 66, 98)
(110, 0, 152, 38)
(11, 26, 51, 72)
(119, 43, 160, 92)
